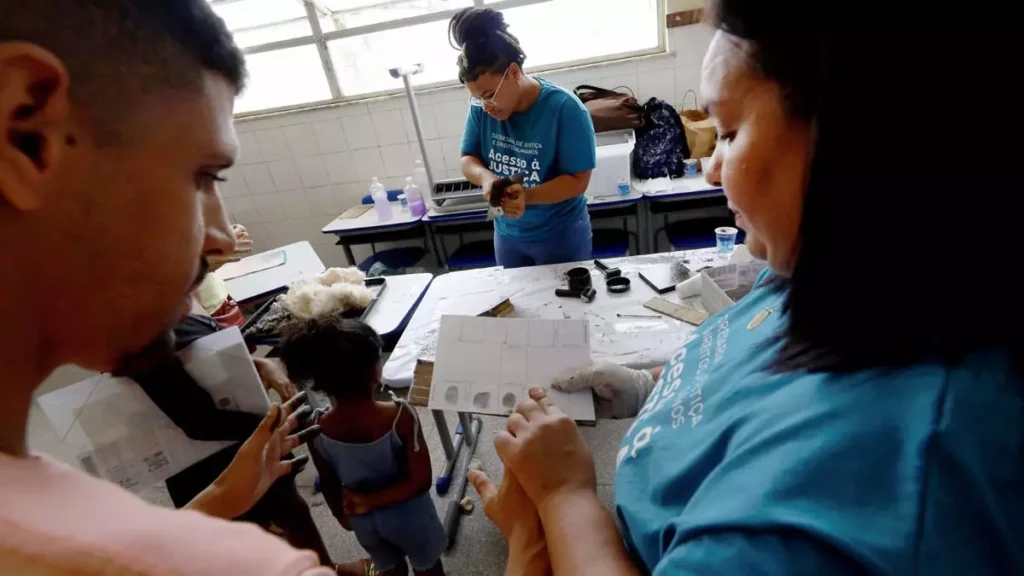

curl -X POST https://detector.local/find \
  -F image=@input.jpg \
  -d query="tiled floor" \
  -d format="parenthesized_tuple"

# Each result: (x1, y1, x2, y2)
(27, 372, 626, 574)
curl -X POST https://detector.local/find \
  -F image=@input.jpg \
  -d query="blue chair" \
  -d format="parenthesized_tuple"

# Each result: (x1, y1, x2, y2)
(447, 240, 496, 270)
(592, 228, 633, 259)
(355, 189, 426, 272)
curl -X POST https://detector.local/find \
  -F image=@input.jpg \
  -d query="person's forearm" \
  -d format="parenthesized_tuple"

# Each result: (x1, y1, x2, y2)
(506, 524, 552, 576)
(461, 155, 498, 187)
(185, 481, 244, 520)
(526, 173, 590, 205)
(538, 490, 640, 576)
(360, 476, 432, 511)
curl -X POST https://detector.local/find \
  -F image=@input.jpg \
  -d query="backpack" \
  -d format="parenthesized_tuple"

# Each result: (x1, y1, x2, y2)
(631, 97, 690, 180)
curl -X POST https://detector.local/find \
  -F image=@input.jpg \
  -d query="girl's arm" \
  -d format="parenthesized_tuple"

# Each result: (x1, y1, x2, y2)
(347, 409, 432, 511)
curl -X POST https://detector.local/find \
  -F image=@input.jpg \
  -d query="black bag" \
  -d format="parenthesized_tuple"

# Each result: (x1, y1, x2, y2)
(631, 97, 690, 180)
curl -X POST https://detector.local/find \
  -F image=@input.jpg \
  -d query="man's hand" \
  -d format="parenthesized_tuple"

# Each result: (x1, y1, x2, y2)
(495, 388, 597, 511)
(254, 357, 297, 401)
(551, 361, 656, 419)
(470, 466, 551, 575)
(186, 392, 320, 519)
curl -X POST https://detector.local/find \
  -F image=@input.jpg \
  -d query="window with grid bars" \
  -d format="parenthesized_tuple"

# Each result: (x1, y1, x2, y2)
(208, 0, 663, 115)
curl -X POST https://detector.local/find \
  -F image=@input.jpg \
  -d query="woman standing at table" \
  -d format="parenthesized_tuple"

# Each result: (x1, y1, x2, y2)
(450, 7, 597, 268)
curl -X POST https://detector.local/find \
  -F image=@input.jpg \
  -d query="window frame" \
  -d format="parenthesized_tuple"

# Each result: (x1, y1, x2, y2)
(223, 0, 667, 117)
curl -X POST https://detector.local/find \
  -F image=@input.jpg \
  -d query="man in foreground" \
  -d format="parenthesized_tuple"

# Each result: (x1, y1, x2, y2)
(0, 2, 336, 573)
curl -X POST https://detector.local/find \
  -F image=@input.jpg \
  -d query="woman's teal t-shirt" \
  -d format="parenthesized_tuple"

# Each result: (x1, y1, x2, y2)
(460, 77, 596, 241)
(615, 274, 1023, 574)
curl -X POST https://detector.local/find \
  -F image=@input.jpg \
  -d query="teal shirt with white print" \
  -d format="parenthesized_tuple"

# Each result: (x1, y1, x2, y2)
(460, 77, 596, 241)
(614, 271, 1024, 575)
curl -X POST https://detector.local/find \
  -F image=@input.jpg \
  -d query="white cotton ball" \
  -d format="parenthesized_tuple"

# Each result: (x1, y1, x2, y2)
(281, 281, 374, 320)
(318, 267, 365, 287)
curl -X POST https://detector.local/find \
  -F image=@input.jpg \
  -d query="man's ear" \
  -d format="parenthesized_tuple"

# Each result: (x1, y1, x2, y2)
(0, 42, 70, 211)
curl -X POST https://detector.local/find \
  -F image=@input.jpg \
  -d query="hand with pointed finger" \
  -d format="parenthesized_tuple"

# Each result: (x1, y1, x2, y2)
(495, 387, 597, 511)
(205, 392, 321, 519)
(551, 361, 656, 419)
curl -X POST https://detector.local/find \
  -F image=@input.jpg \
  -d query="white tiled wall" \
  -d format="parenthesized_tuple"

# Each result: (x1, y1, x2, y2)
(223, 24, 715, 268)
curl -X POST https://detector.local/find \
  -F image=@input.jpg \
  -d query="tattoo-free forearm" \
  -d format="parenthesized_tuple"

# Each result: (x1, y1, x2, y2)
(185, 480, 243, 520)
(538, 490, 640, 576)
(461, 155, 499, 188)
(506, 524, 552, 576)
(525, 172, 591, 204)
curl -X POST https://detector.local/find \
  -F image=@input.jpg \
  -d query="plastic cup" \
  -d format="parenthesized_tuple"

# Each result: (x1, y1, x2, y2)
(715, 226, 738, 254)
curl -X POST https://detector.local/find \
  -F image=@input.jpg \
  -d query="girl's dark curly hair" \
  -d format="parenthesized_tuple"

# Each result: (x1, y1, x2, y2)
(279, 314, 382, 399)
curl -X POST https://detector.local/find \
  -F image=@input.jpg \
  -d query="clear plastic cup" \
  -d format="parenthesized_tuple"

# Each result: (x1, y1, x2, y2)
(715, 226, 738, 254)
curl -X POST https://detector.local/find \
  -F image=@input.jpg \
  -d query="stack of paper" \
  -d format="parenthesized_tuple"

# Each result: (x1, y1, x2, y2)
(428, 316, 595, 421)
(36, 327, 268, 493)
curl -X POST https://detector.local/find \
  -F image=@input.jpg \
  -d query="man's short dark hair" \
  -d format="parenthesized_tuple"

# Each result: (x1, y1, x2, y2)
(0, 0, 246, 141)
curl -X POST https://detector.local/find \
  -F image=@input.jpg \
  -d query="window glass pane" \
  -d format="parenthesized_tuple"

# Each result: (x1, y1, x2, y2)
(321, 0, 474, 29)
(327, 18, 459, 97)
(210, 0, 312, 48)
(236, 45, 332, 113)
(500, 0, 660, 68)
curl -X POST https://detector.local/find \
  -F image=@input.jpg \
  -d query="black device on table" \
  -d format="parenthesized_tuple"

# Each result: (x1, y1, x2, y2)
(639, 261, 691, 294)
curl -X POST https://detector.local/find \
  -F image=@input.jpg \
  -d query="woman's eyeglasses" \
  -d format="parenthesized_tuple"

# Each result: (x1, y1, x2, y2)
(469, 67, 510, 108)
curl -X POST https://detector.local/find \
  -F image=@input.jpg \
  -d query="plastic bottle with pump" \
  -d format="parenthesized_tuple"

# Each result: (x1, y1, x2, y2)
(404, 177, 427, 217)
(369, 177, 392, 221)
(412, 159, 432, 210)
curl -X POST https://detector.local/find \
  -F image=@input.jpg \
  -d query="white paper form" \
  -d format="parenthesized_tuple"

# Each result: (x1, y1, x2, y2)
(36, 327, 268, 493)
(429, 316, 596, 421)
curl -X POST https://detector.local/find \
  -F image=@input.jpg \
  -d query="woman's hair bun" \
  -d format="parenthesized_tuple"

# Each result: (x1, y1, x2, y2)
(449, 7, 509, 49)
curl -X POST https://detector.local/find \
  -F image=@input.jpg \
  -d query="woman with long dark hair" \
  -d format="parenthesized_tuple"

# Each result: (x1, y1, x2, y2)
(466, 5, 1023, 574)
(450, 8, 597, 268)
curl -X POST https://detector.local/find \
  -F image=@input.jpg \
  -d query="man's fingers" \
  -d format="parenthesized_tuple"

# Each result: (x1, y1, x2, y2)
(254, 404, 282, 441)
(468, 470, 497, 504)
(281, 391, 308, 416)
(506, 413, 528, 436)
(277, 455, 309, 478)
(528, 387, 555, 413)
(514, 397, 546, 422)
(293, 424, 323, 445)
(493, 430, 516, 462)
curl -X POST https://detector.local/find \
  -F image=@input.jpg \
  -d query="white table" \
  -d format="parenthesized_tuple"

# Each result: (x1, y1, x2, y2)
(217, 241, 325, 303)
(363, 273, 433, 341)
(321, 202, 426, 267)
(382, 248, 732, 388)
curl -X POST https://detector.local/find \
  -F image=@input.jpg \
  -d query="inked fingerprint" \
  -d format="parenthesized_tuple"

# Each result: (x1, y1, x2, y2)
(472, 392, 491, 409)
(444, 385, 459, 404)
(501, 392, 517, 409)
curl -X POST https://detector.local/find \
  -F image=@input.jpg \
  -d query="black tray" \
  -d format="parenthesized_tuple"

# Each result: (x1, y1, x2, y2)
(241, 277, 387, 346)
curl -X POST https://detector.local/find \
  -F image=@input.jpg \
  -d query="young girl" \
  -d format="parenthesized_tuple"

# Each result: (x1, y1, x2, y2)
(280, 316, 446, 576)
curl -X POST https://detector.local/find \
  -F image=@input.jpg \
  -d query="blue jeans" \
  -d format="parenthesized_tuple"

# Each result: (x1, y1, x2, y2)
(494, 214, 593, 268)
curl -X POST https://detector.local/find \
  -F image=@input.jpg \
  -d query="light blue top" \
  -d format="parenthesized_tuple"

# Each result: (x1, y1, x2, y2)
(615, 272, 1024, 574)
(460, 77, 596, 241)
(311, 399, 421, 492)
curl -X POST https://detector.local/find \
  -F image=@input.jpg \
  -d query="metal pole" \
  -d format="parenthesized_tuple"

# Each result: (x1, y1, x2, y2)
(401, 73, 436, 191)
(431, 409, 455, 462)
